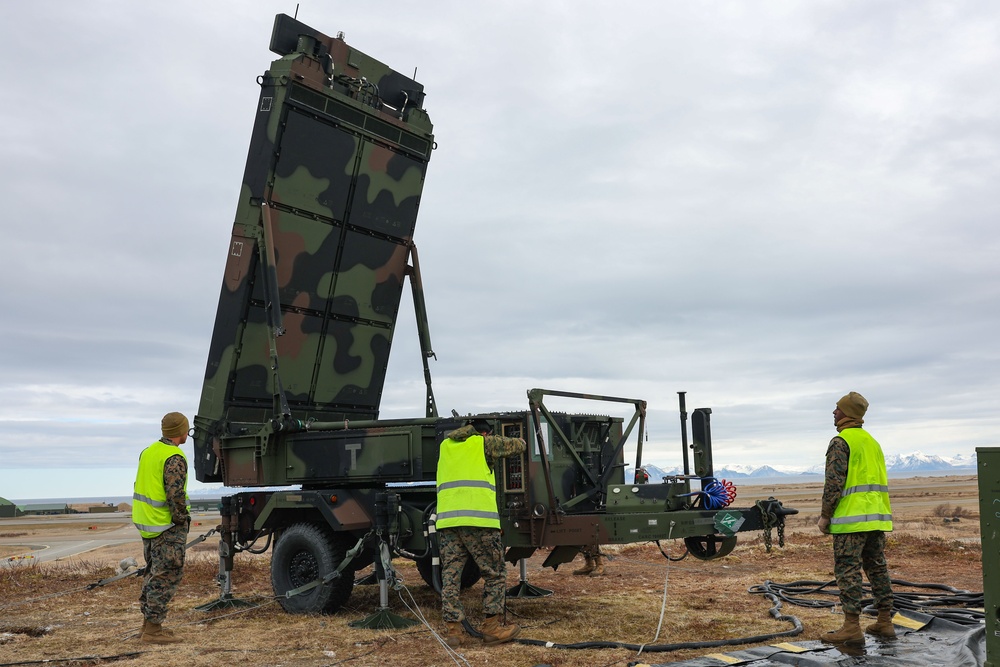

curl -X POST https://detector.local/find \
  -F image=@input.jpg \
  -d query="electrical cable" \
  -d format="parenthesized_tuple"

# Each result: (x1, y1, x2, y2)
(515, 598, 801, 654)
(396, 579, 472, 667)
(749, 579, 984, 626)
(654, 539, 688, 562)
(676, 477, 737, 509)
(0, 652, 147, 667)
(513, 522, 803, 654)
(235, 530, 272, 555)
(747, 580, 841, 609)
(636, 548, 670, 656)
(638, 521, 675, 656)
(702, 478, 737, 508)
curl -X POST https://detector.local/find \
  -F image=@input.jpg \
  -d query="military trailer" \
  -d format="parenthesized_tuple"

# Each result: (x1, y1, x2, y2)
(191, 14, 795, 616)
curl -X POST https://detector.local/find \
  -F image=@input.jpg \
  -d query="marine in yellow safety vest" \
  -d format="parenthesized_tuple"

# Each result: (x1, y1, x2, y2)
(132, 411, 191, 644)
(436, 418, 525, 648)
(817, 392, 896, 646)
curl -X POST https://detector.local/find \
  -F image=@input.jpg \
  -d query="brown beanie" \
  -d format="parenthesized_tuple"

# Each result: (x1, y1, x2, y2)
(836, 392, 869, 420)
(161, 412, 189, 439)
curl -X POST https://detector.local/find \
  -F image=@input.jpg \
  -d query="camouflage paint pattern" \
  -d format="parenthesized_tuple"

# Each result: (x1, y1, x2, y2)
(162, 454, 189, 526)
(438, 526, 507, 622)
(140, 524, 188, 624)
(195, 14, 433, 484)
(832, 531, 893, 614)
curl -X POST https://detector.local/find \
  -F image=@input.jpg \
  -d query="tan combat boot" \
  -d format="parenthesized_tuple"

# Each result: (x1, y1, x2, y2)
(480, 615, 521, 645)
(140, 621, 182, 644)
(588, 555, 606, 577)
(442, 621, 468, 648)
(866, 609, 896, 638)
(573, 555, 595, 575)
(822, 613, 864, 646)
(141, 619, 175, 637)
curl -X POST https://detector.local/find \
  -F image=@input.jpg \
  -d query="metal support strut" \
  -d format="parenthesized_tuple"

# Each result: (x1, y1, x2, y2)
(349, 541, 419, 629)
(195, 532, 255, 611)
(506, 558, 553, 598)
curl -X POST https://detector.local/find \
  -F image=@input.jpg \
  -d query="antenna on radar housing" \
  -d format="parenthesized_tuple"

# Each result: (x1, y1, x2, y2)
(293, 4, 299, 19)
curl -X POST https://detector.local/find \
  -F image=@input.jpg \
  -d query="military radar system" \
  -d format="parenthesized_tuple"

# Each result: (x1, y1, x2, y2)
(191, 13, 796, 616)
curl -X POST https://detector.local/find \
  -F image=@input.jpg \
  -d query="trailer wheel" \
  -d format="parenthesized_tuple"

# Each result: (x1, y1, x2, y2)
(271, 523, 356, 613)
(684, 534, 737, 560)
(415, 554, 482, 591)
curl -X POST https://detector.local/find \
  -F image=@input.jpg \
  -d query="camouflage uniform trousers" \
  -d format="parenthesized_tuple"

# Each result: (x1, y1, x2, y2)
(140, 523, 188, 624)
(833, 530, 893, 615)
(438, 526, 506, 623)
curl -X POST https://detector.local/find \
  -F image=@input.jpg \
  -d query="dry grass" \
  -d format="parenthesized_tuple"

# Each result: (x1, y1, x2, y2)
(933, 503, 976, 519)
(0, 532, 983, 667)
(0, 477, 984, 666)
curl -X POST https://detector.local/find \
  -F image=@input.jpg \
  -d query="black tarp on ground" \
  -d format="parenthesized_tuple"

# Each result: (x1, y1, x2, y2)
(632, 613, 985, 667)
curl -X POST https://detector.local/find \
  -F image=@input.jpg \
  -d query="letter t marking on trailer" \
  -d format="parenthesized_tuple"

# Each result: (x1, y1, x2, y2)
(346, 443, 361, 470)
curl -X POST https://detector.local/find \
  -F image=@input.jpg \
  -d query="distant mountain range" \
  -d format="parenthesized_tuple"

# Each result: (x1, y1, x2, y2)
(627, 451, 976, 482)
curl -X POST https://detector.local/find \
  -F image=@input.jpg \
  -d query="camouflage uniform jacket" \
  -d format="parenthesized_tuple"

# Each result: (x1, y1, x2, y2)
(820, 417, 864, 520)
(444, 424, 526, 468)
(159, 438, 190, 528)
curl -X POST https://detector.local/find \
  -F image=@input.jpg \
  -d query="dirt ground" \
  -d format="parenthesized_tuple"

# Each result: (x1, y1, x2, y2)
(0, 476, 984, 667)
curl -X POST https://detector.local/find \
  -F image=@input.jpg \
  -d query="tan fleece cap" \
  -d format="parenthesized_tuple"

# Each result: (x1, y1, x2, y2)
(161, 412, 189, 439)
(836, 392, 869, 420)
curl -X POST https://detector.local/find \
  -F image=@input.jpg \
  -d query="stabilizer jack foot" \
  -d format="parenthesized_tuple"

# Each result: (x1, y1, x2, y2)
(195, 594, 256, 612)
(506, 581, 553, 598)
(349, 608, 419, 629)
(506, 558, 553, 598)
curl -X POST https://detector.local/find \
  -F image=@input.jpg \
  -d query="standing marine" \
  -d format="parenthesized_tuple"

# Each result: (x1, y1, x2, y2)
(817, 392, 895, 645)
(436, 418, 526, 647)
(573, 546, 606, 577)
(133, 412, 191, 644)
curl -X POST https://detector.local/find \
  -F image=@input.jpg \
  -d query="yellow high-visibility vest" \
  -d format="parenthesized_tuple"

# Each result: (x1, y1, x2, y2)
(830, 428, 893, 533)
(133, 440, 189, 539)
(436, 434, 500, 530)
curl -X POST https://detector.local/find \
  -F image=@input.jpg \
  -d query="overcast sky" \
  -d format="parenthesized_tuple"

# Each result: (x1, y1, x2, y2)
(2, 1, 997, 500)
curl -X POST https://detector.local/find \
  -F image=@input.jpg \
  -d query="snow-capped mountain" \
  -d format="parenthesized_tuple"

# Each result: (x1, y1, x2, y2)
(627, 463, 799, 480)
(884, 452, 960, 472)
(943, 453, 975, 467)
(628, 450, 974, 481)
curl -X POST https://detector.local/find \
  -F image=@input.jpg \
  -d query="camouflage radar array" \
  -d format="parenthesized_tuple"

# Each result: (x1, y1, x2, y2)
(191, 14, 796, 619)
(194, 14, 438, 486)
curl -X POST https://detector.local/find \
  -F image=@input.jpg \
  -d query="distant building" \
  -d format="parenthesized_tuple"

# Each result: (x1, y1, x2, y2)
(190, 498, 222, 512)
(87, 504, 118, 514)
(18, 503, 71, 516)
(0, 497, 20, 518)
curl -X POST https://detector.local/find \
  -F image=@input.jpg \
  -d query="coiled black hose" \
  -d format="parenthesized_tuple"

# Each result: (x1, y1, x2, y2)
(748, 579, 984, 626)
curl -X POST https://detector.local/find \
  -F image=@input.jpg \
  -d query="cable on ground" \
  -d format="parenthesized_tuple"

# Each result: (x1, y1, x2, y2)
(750, 578, 984, 626)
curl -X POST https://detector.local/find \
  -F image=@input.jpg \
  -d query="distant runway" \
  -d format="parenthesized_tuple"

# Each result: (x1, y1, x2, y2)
(0, 512, 219, 567)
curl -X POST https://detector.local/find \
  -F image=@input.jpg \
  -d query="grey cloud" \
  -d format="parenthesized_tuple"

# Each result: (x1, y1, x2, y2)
(1, 1, 997, 498)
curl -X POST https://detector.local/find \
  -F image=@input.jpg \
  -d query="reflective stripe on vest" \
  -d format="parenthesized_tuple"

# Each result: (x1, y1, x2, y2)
(830, 428, 893, 534)
(133, 440, 189, 539)
(841, 484, 890, 496)
(436, 434, 500, 530)
(437, 479, 497, 493)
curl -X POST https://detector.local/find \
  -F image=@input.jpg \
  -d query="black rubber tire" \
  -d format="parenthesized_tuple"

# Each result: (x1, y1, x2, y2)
(415, 554, 482, 590)
(270, 523, 356, 614)
(684, 534, 738, 560)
